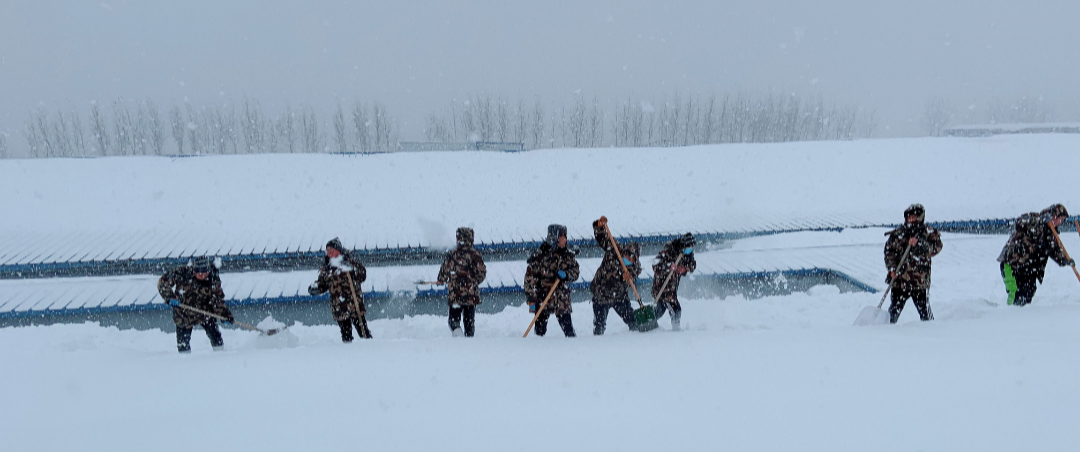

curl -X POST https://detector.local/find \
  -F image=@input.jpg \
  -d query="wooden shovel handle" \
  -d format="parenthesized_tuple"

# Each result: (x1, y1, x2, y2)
(173, 301, 261, 333)
(523, 281, 561, 338)
(601, 221, 644, 307)
(1047, 221, 1080, 284)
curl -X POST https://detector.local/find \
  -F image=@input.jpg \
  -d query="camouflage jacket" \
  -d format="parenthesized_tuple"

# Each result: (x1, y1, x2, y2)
(158, 266, 233, 328)
(998, 212, 1069, 281)
(524, 243, 580, 313)
(590, 220, 642, 305)
(651, 241, 697, 304)
(884, 222, 943, 290)
(438, 244, 487, 307)
(309, 254, 368, 322)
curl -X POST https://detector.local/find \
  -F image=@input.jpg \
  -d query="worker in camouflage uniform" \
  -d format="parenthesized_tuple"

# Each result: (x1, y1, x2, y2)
(308, 238, 372, 342)
(590, 216, 641, 335)
(158, 256, 235, 353)
(884, 204, 944, 323)
(524, 224, 580, 337)
(997, 204, 1074, 306)
(652, 233, 697, 331)
(437, 227, 487, 337)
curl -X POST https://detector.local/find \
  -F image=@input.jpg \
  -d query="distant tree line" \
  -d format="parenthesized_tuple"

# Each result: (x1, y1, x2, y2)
(16, 97, 399, 158)
(426, 92, 877, 149)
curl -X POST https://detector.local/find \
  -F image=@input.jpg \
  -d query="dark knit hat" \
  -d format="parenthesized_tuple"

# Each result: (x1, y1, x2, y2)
(193, 256, 213, 274)
(545, 224, 567, 246)
(326, 237, 346, 253)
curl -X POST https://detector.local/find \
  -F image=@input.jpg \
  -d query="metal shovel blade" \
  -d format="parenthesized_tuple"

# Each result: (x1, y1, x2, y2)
(853, 305, 890, 326)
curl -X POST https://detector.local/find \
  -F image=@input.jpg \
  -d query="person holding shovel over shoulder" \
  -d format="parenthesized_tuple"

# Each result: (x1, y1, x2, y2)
(158, 256, 234, 353)
(997, 204, 1074, 307)
(437, 227, 487, 337)
(308, 238, 372, 342)
(524, 224, 580, 337)
(590, 216, 642, 335)
(652, 233, 697, 331)
(884, 204, 943, 323)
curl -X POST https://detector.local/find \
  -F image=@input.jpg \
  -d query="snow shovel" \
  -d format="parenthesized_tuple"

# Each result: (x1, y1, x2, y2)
(601, 220, 658, 332)
(523, 281, 560, 338)
(853, 242, 912, 326)
(173, 302, 286, 336)
(652, 253, 684, 324)
(1047, 221, 1080, 284)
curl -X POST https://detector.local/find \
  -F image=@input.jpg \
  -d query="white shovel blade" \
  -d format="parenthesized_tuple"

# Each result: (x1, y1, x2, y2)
(853, 305, 890, 326)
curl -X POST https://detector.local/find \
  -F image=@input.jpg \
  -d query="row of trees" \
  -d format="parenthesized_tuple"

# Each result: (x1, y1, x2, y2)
(425, 92, 877, 149)
(18, 98, 400, 158)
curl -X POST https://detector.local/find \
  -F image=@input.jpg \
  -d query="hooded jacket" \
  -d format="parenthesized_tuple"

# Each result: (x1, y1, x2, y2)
(437, 227, 488, 307)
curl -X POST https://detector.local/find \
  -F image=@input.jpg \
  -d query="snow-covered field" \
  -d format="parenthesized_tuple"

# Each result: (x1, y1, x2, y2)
(2, 136, 1080, 451)
(2, 134, 1080, 262)
(3, 277, 1079, 451)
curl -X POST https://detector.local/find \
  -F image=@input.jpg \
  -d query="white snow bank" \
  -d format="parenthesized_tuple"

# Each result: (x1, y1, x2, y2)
(2, 135, 1079, 261)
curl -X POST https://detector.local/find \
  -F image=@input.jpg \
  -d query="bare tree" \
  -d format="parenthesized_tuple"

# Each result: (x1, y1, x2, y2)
(278, 104, 296, 153)
(240, 97, 264, 153)
(333, 101, 348, 153)
(353, 101, 372, 152)
(90, 102, 109, 156)
(169, 105, 185, 155)
(922, 97, 951, 137)
(298, 106, 321, 153)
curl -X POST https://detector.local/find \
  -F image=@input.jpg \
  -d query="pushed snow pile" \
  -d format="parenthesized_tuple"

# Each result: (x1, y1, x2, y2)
(246, 316, 299, 349)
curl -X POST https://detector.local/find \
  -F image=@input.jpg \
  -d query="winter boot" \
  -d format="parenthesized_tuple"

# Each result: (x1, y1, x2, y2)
(452, 327, 464, 337)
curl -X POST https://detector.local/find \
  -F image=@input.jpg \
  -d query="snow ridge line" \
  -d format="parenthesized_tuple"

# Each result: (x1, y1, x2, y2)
(0, 268, 872, 323)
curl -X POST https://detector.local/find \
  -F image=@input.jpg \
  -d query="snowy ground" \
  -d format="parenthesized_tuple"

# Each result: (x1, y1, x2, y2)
(3, 136, 1080, 451)
(3, 230, 1080, 451)
(2, 281, 1079, 451)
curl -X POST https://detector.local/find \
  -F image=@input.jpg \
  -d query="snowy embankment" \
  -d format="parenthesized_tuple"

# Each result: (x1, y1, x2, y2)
(1, 134, 1079, 258)
(3, 135, 1080, 451)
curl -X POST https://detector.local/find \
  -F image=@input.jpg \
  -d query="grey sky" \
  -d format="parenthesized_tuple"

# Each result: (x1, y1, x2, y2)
(1, 0, 1078, 143)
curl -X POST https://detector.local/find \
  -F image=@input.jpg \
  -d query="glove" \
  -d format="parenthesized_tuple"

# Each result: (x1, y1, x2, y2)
(557, 270, 567, 280)
(221, 319, 233, 326)
(1068, 259, 1076, 267)
(307, 283, 321, 296)
(676, 266, 688, 275)
(528, 302, 538, 313)
(622, 257, 633, 267)
(167, 298, 180, 307)
(683, 247, 693, 255)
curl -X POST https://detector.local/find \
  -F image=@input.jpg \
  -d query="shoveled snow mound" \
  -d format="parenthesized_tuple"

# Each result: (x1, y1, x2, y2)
(2, 278, 1079, 451)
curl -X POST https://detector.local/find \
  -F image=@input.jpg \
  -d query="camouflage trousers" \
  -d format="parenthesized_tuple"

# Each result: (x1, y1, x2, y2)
(889, 287, 933, 323)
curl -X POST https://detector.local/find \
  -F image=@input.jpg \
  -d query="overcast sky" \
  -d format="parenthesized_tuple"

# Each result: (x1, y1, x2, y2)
(1, 0, 1078, 144)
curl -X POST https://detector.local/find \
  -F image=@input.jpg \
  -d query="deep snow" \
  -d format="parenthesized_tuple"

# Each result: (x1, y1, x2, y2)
(3, 136, 1080, 451)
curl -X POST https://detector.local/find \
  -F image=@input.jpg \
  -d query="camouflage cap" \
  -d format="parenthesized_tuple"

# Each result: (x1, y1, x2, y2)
(456, 227, 474, 247)
(546, 224, 567, 246)
(904, 204, 926, 222)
